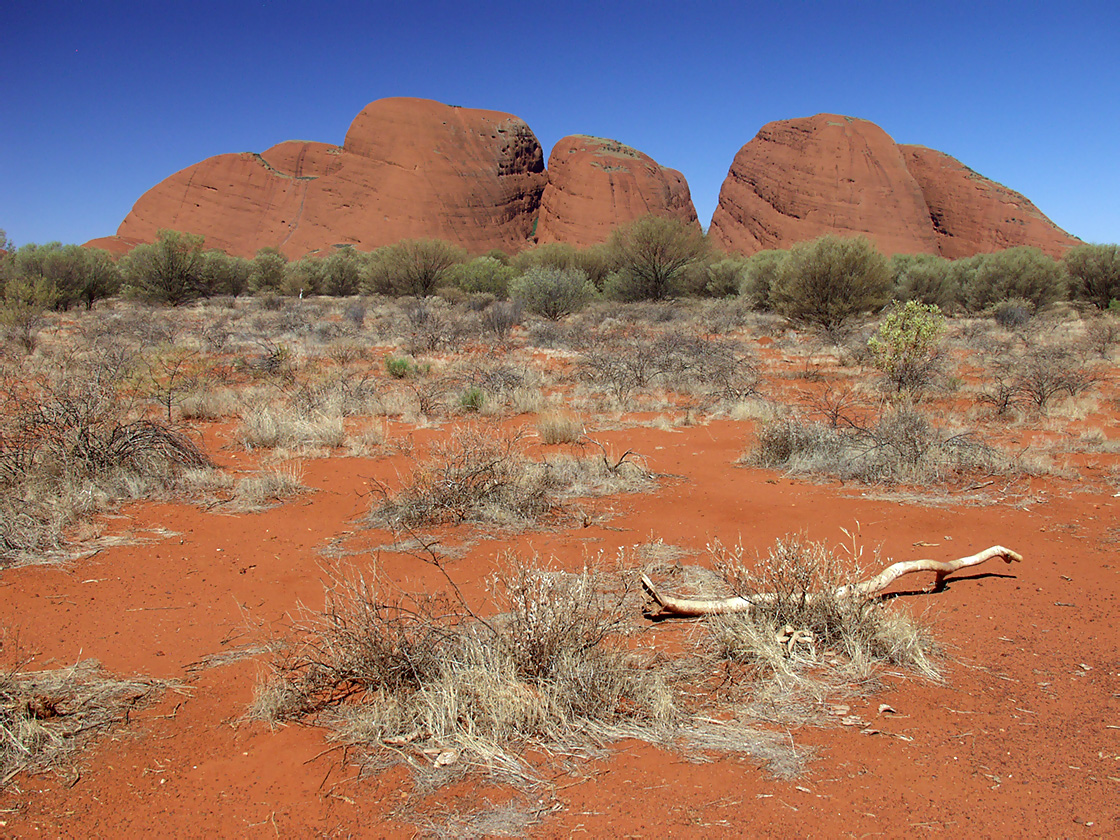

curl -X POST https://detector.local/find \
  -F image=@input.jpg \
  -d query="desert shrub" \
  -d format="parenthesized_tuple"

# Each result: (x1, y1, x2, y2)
(578, 326, 758, 404)
(458, 386, 485, 413)
(0, 359, 211, 563)
(375, 239, 466, 297)
(747, 406, 1001, 485)
(281, 256, 323, 297)
(386, 355, 422, 379)
(252, 560, 674, 781)
(605, 215, 708, 301)
(4, 243, 119, 311)
(536, 412, 583, 445)
(248, 247, 289, 294)
(867, 301, 947, 393)
(510, 266, 596, 320)
(1, 275, 60, 353)
(739, 249, 787, 309)
(320, 247, 364, 296)
(368, 427, 652, 529)
(769, 235, 891, 334)
(480, 300, 523, 342)
(1064, 243, 1120, 309)
(703, 258, 746, 298)
(448, 256, 518, 298)
(978, 345, 1096, 414)
(199, 249, 252, 297)
(991, 297, 1035, 328)
(890, 253, 956, 310)
(960, 247, 1067, 312)
(120, 230, 207, 305)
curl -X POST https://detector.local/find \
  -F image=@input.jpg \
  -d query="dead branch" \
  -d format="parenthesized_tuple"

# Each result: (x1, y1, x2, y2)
(642, 545, 1022, 618)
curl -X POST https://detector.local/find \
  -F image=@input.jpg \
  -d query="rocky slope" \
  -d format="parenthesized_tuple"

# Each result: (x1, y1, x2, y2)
(535, 135, 698, 247)
(710, 113, 1078, 258)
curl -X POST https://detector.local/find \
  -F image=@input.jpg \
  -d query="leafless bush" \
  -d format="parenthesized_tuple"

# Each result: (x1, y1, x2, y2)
(978, 345, 1097, 414)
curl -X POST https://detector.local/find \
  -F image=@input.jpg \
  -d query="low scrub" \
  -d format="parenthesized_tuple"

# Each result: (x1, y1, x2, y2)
(746, 405, 1003, 484)
(368, 427, 653, 529)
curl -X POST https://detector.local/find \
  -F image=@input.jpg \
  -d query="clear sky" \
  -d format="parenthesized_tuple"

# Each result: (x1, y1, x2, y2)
(3, 0, 1117, 248)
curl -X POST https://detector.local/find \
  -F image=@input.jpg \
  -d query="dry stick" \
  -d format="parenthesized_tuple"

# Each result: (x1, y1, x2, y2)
(642, 545, 1023, 618)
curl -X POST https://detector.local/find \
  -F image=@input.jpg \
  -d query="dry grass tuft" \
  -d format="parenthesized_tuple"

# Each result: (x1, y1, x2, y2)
(1, 660, 161, 788)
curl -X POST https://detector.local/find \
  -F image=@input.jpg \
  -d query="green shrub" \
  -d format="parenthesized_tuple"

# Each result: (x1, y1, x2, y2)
(448, 256, 518, 297)
(960, 247, 1067, 312)
(385, 356, 421, 379)
(890, 253, 956, 310)
(510, 266, 597, 320)
(769, 235, 891, 333)
(249, 247, 289, 294)
(739, 249, 787, 310)
(867, 301, 946, 392)
(120, 230, 207, 305)
(605, 215, 708, 301)
(1063, 243, 1120, 309)
(459, 386, 485, 412)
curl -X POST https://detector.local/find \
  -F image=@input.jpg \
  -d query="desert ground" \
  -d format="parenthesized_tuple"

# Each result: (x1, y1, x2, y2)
(1, 295, 1117, 838)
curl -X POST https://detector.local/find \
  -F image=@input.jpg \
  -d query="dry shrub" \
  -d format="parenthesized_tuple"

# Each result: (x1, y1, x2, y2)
(747, 405, 1004, 485)
(236, 403, 348, 451)
(252, 562, 674, 782)
(368, 427, 653, 529)
(707, 537, 938, 681)
(2, 660, 159, 787)
(0, 359, 211, 564)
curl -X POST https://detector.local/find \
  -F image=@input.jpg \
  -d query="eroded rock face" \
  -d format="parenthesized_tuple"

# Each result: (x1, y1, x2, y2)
(536, 136, 699, 247)
(96, 98, 547, 258)
(900, 145, 1079, 259)
(710, 113, 1078, 258)
(710, 114, 939, 257)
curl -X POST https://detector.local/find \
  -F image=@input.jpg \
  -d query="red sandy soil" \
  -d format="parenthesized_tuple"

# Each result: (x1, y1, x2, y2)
(1, 410, 1118, 837)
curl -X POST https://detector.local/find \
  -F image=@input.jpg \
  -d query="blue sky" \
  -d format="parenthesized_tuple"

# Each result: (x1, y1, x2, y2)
(3, 0, 1117, 248)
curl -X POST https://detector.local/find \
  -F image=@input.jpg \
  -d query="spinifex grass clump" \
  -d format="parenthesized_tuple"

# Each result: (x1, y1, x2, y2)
(748, 404, 1002, 485)
(251, 563, 676, 780)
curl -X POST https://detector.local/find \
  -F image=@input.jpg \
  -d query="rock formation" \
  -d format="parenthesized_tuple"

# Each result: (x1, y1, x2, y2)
(90, 98, 546, 258)
(899, 145, 1079, 259)
(710, 113, 1078, 258)
(535, 136, 698, 247)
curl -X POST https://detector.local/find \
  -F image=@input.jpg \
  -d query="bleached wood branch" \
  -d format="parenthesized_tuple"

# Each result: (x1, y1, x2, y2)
(642, 545, 1023, 618)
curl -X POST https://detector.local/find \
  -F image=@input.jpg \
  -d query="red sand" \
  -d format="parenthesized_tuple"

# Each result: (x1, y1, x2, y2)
(2, 414, 1118, 837)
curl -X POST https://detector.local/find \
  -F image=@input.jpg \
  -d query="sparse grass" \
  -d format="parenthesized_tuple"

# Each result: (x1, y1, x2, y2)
(2, 659, 160, 788)
(236, 403, 348, 451)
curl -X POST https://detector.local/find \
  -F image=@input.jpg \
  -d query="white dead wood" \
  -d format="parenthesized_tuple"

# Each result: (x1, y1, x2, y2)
(642, 545, 1023, 618)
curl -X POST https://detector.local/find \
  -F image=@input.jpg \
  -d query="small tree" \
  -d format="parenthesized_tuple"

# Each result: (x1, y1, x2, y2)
(739, 249, 787, 310)
(380, 239, 466, 297)
(867, 301, 947, 393)
(770, 235, 891, 333)
(1, 275, 60, 352)
(199, 250, 252, 297)
(510, 266, 596, 320)
(320, 248, 363, 296)
(891, 253, 956, 311)
(1064, 243, 1120, 310)
(960, 247, 1067, 312)
(249, 247, 289, 294)
(448, 255, 518, 297)
(120, 230, 206, 305)
(606, 215, 708, 301)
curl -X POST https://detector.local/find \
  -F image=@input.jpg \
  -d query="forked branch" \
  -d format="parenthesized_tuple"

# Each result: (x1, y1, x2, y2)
(642, 545, 1023, 618)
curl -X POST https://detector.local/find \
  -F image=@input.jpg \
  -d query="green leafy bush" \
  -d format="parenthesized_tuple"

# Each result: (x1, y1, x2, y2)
(769, 235, 890, 333)
(1063, 243, 1120, 309)
(867, 301, 946, 392)
(510, 266, 597, 320)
